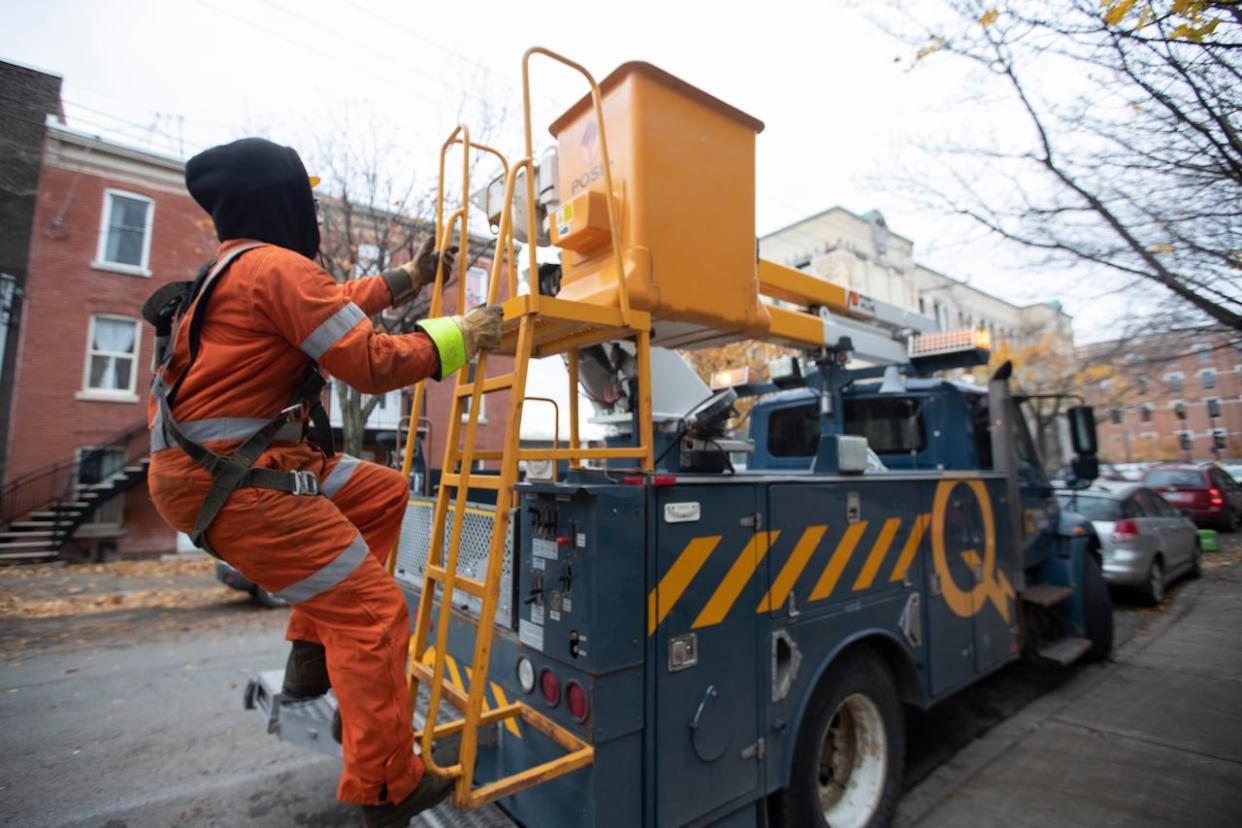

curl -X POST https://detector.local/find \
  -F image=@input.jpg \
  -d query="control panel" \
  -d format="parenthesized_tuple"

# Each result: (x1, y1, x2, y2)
(516, 483, 644, 675)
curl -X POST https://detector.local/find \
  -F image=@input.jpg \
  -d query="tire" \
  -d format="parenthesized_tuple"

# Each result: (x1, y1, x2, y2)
(773, 650, 903, 828)
(1082, 553, 1113, 661)
(252, 587, 288, 609)
(1142, 557, 1165, 606)
(1189, 542, 1203, 579)
(1224, 507, 1240, 534)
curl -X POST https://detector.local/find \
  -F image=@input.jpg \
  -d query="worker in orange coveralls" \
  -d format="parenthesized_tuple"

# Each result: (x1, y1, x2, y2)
(144, 138, 502, 827)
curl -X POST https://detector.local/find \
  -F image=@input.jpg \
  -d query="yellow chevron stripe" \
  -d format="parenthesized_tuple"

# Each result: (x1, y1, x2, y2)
(852, 518, 902, 591)
(488, 681, 523, 737)
(758, 525, 828, 612)
(465, 666, 523, 738)
(809, 522, 867, 601)
(444, 652, 467, 694)
(693, 531, 779, 629)
(647, 536, 722, 635)
(888, 513, 931, 583)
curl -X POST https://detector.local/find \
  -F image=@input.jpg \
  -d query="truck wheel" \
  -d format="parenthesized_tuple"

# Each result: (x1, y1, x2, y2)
(1082, 553, 1113, 661)
(775, 650, 903, 828)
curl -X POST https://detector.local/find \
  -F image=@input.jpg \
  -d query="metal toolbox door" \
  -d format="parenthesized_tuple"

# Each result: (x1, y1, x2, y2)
(652, 484, 761, 827)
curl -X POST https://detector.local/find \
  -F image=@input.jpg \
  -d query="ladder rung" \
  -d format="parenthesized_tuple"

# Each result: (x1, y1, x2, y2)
(455, 373, 514, 398)
(441, 473, 502, 490)
(424, 564, 486, 596)
(471, 450, 505, 461)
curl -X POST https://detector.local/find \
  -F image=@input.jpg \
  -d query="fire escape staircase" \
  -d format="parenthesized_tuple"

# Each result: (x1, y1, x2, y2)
(0, 421, 151, 563)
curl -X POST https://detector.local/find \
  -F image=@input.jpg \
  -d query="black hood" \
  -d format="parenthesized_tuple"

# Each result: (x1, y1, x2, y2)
(185, 138, 320, 260)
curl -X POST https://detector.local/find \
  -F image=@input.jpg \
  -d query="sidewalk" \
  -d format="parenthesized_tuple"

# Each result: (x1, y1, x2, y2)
(898, 561, 1242, 827)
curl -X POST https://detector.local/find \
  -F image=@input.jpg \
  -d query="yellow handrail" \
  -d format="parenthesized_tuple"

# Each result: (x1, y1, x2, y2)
(521, 47, 631, 325)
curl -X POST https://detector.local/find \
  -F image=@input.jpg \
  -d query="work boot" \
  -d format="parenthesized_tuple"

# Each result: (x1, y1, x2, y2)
(358, 772, 454, 828)
(281, 640, 330, 699)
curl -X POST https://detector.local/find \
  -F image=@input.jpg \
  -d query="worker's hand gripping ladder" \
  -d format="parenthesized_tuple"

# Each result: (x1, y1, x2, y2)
(394, 48, 656, 810)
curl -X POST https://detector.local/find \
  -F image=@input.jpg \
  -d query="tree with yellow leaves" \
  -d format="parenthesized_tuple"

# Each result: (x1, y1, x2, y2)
(880, 0, 1241, 333)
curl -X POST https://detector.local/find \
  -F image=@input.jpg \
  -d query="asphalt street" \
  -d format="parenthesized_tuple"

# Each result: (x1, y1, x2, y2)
(0, 541, 1225, 827)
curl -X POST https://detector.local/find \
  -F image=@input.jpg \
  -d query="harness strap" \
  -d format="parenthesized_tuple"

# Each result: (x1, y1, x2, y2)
(151, 242, 336, 557)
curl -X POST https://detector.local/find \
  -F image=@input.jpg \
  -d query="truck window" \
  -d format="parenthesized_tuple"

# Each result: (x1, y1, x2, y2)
(843, 398, 926, 453)
(1011, 402, 1042, 475)
(768, 403, 819, 457)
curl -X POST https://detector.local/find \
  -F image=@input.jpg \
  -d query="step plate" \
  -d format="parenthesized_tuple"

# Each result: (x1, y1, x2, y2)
(1037, 636, 1092, 666)
(1020, 584, 1074, 607)
(243, 671, 515, 826)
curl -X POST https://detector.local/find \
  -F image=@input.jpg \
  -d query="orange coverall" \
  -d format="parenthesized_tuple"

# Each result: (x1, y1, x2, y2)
(148, 239, 437, 805)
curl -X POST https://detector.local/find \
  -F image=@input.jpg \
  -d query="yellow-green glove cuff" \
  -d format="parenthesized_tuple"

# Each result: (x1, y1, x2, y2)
(416, 316, 467, 380)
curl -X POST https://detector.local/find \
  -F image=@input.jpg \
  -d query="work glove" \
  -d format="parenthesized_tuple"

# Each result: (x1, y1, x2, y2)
(455, 304, 504, 359)
(402, 236, 457, 291)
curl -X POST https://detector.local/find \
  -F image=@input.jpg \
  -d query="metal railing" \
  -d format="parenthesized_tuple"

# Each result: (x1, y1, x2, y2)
(0, 420, 150, 528)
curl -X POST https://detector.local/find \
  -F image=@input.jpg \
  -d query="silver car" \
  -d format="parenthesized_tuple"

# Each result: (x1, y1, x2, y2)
(1056, 482, 1201, 604)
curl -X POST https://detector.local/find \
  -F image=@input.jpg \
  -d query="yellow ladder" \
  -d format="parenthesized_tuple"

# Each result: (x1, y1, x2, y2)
(393, 49, 655, 810)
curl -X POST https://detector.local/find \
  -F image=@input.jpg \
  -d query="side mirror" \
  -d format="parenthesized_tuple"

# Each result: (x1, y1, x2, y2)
(1071, 454, 1099, 483)
(1067, 405, 1098, 456)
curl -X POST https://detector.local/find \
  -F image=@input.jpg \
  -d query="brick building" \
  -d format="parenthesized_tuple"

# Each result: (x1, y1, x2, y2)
(1, 112, 512, 559)
(1079, 332, 1242, 463)
(0, 60, 63, 485)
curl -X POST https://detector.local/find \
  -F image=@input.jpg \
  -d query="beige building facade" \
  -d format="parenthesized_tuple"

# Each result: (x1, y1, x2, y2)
(760, 206, 1073, 352)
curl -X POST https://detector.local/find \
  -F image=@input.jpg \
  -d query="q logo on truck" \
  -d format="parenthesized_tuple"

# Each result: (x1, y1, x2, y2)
(930, 478, 1015, 623)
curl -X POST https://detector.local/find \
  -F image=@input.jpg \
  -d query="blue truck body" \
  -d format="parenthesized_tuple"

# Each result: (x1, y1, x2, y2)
(386, 368, 1101, 827)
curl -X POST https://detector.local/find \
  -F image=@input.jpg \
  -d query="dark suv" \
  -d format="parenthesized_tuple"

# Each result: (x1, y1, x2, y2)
(1142, 463, 1242, 531)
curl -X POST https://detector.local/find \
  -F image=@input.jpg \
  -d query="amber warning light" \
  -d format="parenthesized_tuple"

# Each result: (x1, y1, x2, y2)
(907, 327, 991, 373)
(710, 367, 753, 390)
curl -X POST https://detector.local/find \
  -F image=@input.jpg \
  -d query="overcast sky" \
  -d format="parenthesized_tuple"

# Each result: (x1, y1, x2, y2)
(2, 0, 1136, 340)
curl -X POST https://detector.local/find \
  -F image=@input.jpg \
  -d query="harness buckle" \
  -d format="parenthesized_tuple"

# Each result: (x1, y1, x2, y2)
(290, 470, 321, 496)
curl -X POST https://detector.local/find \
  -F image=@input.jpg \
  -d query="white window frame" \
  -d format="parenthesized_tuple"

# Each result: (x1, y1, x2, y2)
(77, 314, 141, 403)
(92, 188, 154, 277)
(1199, 368, 1217, 389)
(1164, 371, 1183, 393)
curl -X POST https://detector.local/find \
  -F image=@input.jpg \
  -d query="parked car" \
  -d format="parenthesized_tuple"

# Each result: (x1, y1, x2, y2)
(1056, 482, 1201, 604)
(1220, 461, 1242, 485)
(1142, 463, 1242, 531)
(215, 560, 287, 608)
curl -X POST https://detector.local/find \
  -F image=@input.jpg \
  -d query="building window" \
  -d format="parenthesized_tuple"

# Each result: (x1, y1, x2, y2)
(1140, 404, 1153, 423)
(1194, 343, 1212, 364)
(918, 297, 926, 315)
(80, 315, 140, 400)
(464, 266, 489, 308)
(1136, 375, 1148, 394)
(1165, 372, 1183, 393)
(93, 189, 154, 275)
(1200, 368, 1216, 390)
(352, 242, 381, 280)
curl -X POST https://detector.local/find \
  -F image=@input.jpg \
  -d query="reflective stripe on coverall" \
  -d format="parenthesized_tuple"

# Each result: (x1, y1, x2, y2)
(148, 238, 461, 805)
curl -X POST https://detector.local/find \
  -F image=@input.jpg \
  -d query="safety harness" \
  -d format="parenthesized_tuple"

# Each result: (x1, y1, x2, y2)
(143, 242, 334, 557)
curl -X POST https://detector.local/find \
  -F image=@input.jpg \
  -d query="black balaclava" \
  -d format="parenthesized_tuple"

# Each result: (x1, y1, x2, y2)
(185, 138, 320, 260)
